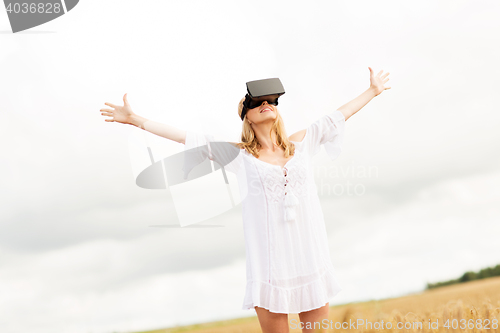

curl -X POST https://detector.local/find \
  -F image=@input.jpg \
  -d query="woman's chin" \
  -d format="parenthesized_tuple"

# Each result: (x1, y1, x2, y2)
(261, 112, 276, 118)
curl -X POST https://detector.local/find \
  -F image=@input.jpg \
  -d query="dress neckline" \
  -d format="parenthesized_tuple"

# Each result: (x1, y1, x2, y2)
(250, 145, 299, 170)
(245, 129, 307, 170)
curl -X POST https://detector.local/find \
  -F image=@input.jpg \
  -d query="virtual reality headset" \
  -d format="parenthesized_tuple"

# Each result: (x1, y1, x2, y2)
(241, 78, 285, 121)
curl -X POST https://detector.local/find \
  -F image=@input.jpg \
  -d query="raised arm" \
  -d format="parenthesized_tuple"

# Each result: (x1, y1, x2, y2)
(100, 93, 187, 144)
(336, 67, 391, 121)
(132, 116, 186, 145)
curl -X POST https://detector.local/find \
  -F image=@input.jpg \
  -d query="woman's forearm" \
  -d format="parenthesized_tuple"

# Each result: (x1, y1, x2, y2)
(337, 87, 377, 121)
(128, 114, 148, 128)
(128, 114, 187, 145)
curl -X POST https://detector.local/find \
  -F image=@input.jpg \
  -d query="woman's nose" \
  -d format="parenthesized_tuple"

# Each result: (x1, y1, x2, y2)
(262, 101, 268, 106)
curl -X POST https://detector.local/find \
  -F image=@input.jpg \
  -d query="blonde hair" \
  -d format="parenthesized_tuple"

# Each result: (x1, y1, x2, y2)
(235, 97, 296, 158)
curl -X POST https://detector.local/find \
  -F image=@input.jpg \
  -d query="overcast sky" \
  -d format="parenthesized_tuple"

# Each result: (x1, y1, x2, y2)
(1, 0, 500, 332)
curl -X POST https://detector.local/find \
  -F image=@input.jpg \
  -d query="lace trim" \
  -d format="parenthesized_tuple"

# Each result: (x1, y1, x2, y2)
(258, 151, 309, 204)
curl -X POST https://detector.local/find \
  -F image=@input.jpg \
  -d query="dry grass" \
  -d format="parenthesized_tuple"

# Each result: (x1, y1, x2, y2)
(133, 276, 500, 333)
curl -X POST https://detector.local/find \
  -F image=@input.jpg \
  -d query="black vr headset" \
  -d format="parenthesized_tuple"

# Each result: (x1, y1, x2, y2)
(241, 78, 285, 121)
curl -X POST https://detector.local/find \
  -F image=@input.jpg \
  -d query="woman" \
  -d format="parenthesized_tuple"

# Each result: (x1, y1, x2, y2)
(100, 67, 390, 333)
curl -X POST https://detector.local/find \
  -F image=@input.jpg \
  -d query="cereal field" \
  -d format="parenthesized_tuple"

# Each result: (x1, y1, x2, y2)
(135, 276, 500, 333)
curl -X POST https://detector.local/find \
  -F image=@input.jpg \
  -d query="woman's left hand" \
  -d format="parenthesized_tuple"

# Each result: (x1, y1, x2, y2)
(368, 67, 391, 96)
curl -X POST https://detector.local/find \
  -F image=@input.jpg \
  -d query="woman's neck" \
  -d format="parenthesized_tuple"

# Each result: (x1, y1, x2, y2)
(253, 124, 279, 152)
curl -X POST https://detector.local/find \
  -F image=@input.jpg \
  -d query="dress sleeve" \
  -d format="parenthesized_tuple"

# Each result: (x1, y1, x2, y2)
(303, 110, 346, 161)
(183, 130, 243, 179)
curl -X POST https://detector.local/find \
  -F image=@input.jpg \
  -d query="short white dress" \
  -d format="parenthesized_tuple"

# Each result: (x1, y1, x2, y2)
(183, 109, 346, 314)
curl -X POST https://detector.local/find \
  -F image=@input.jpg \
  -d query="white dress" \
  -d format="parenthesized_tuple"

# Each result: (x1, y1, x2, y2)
(182, 109, 346, 314)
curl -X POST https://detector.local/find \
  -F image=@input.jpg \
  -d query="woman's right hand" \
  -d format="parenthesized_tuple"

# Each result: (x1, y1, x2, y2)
(100, 93, 135, 125)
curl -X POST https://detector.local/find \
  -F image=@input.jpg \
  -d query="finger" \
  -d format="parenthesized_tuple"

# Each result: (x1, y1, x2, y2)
(382, 72, 390, 79)
(101, 112, 113, 116)
(385, 86, 391, 90)
(384, 78, 390, 83)
(100, 108, 114, 112)
(104, 118, 115, 122)
(377, 70, 383, 77)
(105, 102, 118, 108)
(123, 93, 129, 105)
(368, 67, 373, 74)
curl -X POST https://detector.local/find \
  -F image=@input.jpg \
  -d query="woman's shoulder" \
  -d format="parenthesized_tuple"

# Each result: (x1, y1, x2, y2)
(229, 142, 247, 151)
(289, 129, 307, 143)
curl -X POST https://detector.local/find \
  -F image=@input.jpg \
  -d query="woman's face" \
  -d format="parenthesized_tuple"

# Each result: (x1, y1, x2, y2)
(245, 100, 277, 125)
